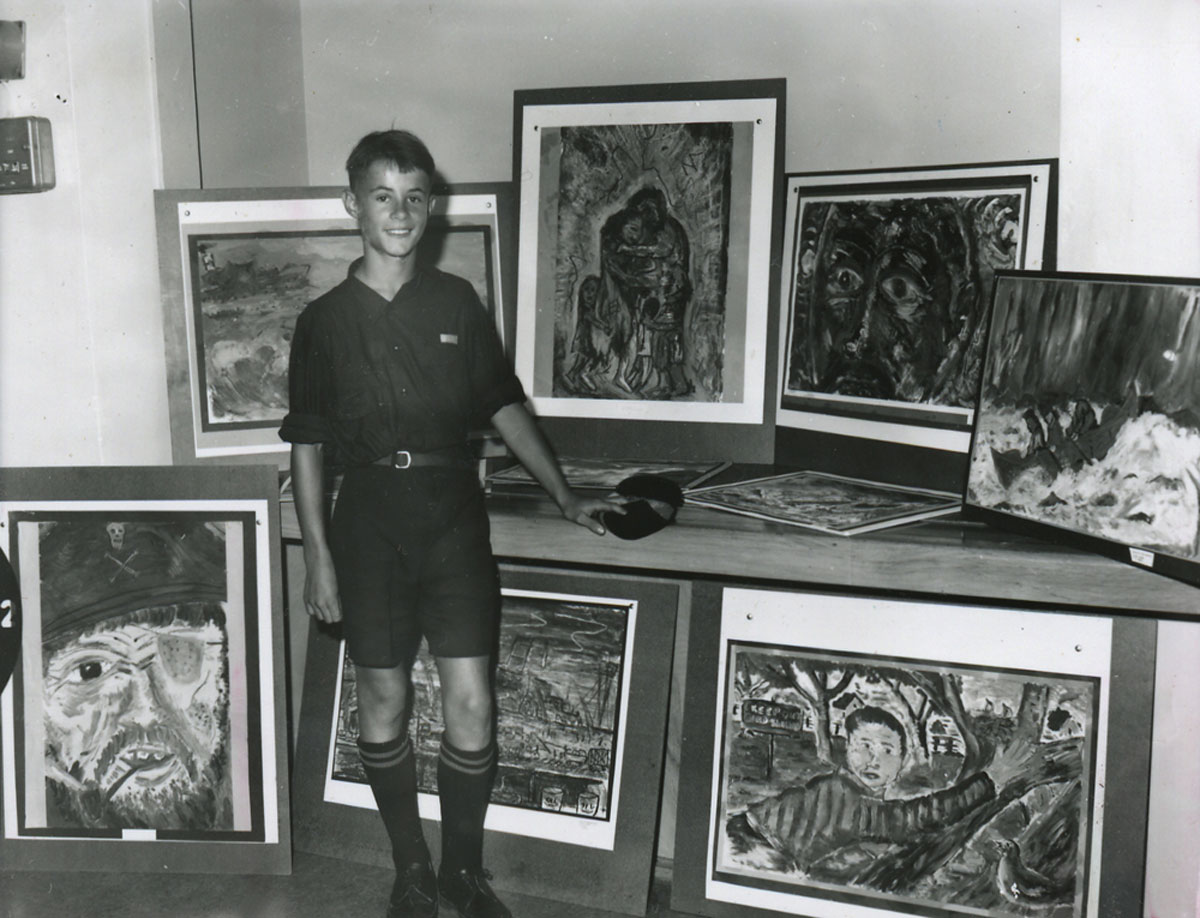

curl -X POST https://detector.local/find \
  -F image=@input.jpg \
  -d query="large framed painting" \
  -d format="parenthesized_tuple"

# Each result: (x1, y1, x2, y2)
(155, 183, 514, 467)
(0, 466, 290, 874)
(673, 583, 1155, 918)
(966, 270, 1200, 587)
(776, 160, 1058, 454)
(511, 79, 785, 463)
(293, 566, 678, 915)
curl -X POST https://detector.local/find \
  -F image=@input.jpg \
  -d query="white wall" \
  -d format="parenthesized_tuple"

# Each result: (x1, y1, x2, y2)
(1060, 5, 1200, 914)
(0, 0, 168, 466)
(299, 0, 1060, 184)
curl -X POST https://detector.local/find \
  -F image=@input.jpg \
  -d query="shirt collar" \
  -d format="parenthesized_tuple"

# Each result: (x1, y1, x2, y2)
(345, 257, 425, 315)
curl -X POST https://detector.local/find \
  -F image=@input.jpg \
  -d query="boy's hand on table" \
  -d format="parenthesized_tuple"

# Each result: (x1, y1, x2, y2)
(559, 491, 628, 536)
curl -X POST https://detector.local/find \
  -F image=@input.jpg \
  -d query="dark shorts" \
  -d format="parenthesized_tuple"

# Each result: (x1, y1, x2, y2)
(329, 465, 500, 667)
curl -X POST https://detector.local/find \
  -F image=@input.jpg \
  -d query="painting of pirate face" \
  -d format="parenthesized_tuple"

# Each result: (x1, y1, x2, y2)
(43, 606, 229, 829)
(28, 516, 237, 832)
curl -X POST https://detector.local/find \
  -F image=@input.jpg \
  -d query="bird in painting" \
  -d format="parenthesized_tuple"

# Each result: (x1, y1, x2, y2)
(993, 838, 1075, 910)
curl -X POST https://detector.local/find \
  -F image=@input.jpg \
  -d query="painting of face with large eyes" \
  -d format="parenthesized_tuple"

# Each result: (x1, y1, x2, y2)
(776, 163, 1057, 452)
(792, 195, 1008, 407)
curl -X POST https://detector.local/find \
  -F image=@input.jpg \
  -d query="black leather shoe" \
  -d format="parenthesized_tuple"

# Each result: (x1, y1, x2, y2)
(387, 857, 439, 918)
(438, 867, 512, 918)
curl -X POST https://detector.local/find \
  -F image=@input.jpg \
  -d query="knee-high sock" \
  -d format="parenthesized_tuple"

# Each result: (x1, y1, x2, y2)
(359, 734, 428, 868)
(437, 738, 497, 874)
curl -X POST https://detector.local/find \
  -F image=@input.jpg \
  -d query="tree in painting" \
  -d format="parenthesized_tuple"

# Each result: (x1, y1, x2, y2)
(35, 517, 235, 831)
(552, 123, 733, 402)
(719, 646, 1094, 916)
(968, 277, 1200, 564)
(787, 193, 1021, 409)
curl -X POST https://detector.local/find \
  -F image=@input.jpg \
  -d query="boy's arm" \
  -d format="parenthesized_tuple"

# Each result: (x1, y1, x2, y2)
(291, 442, 342, 622)
(489, 402, 624, 536)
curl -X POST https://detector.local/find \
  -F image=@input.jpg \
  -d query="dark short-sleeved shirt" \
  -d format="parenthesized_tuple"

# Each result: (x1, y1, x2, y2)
(279, 261, 525, 467)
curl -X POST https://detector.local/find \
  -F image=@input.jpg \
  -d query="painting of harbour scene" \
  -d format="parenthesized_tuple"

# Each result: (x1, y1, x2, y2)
(326, 589, 636, 847)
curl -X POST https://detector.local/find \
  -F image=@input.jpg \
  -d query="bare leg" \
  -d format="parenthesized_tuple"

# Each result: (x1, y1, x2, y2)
(355, 661, 410, 743)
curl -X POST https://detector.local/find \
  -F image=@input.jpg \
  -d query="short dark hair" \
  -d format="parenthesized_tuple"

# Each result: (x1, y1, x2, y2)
(844, 705, 907, 757)
(345, 130, 435, 190)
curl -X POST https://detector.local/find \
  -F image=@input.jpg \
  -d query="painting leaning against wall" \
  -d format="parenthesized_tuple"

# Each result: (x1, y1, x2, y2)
(552, 122, 733, 404)
(6, 512, 261, 840)
(716, 643, 1098, 917)
(966, 272, 1200, 583)
(325, 589, 635, 846)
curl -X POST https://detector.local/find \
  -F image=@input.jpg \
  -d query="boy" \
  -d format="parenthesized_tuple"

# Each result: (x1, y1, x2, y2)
(281, 129, 622, 918)
(730, 706, 1043, 878)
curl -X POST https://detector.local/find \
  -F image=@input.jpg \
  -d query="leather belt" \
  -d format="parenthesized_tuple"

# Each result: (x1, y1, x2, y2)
(370, 447, 474, 470)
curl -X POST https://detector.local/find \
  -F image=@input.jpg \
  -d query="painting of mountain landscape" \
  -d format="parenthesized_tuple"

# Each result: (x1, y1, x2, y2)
(967, 272, 1200, 581)
(189, 226, 494, 430)
(189, 231, 360, 428)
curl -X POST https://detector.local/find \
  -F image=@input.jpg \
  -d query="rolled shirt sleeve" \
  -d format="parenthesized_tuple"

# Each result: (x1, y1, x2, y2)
(279, 307, 333, 445)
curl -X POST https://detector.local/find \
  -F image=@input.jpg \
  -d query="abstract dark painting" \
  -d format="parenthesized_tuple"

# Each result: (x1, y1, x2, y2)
(552, 123, 733, 403)
(674, 587, 1122, 918)
(776, 162, 1056, 452)
(514, 81, 782, 426)
(967, 271, 1200, 584)
(324, 588, 636, 849)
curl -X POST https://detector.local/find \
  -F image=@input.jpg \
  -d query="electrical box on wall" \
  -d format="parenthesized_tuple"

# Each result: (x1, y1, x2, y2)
(0, 116, 55, 193)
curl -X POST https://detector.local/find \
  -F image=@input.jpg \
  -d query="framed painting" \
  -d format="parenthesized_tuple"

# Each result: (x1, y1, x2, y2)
(0, 466, 290, 874)
(486, 456, 730, 495)
(965, 270, 1200, 588)
(0, 544, 17, 696)
(292, 566, 678, 915)
(511, 79, 785, 463)
(683, 470, 959, 535)
(776, 160, 1058, 454)
(673, 584, 1155, 918)
(154, 182, 515, 467)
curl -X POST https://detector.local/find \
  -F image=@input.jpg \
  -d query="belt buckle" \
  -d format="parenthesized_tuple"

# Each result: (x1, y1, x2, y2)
(392, 450, 412, 469)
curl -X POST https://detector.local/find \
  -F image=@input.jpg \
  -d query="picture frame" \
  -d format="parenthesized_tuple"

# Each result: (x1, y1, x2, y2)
(673, 583, 1155, 918)
(511, 79, 786, 463)
(683, 470, 960, 535)
(776, 160, 1058, 454)
(486, 456, 730, 495)
(292, 566, 678, 916)
(965, 270, 1200, 588)
(154, 182, 515, 467)
(0, 465, 290, 874)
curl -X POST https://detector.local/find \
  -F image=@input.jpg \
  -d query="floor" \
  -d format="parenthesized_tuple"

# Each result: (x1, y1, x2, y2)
(0, 851, 691, 918)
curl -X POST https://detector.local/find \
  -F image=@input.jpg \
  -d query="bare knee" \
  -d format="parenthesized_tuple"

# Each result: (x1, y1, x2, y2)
(354, 664, 410, 742)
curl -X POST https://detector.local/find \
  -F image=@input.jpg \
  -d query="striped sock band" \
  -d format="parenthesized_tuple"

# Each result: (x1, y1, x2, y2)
(439, 738, 497, 776)
(358, 733, 427, 868)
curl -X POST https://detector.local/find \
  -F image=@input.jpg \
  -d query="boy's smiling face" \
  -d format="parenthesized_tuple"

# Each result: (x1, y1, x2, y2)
(344, 160, 433, 265)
